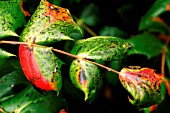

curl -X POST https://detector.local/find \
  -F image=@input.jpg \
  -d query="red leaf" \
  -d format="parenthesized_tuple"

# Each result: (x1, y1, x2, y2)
(19, 45, 56, 91)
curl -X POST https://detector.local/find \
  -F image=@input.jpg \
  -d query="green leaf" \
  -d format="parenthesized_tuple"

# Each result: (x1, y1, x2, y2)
(0, 0, 26, 38)
(1, 85, 68, 113)
(0, 48, 16, 76)
(69, 59, 103, 103)
(20, 0, 82, 45)
(0, 57, 22, 77)
(139, 0, 170, 35)
(119, 67, 165, 108)
(0, 70, 29, 102)
(127, 33, 164, 59)
(0, 48, 15, 66)
(47, 0, 61, 6)
(80, 3, 99, 26)
(71, 36, 132, 61)
(99, 26, 127, 38)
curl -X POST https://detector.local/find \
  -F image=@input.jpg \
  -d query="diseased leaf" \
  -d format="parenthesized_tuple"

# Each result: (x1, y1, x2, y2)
(0, 85, 68, 113)
(19, 45, 63, 94)
(127, 33, 164, 59)
(80, 3, 99, 26)
(69, 59, 102, 103)
(139, 0, 170, 35)
(119, 67, 165, 108)
(34, 46, 63, 94)
(0, 70, 29, 102)
(71, 36, 132, 61)
(0, 0, 26, 38)
(20, 0, 82, 45)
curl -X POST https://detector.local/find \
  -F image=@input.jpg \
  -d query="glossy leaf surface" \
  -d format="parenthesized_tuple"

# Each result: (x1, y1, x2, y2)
(71, 36, 132, 61)
(139, 0, 170, 35)
(127, 34, 164, 59)
(0, 0, 26, 38)
(20, 0, 82, 45)
(19, 45, 63, 94)
(70, 59, 102, 103)
(0, 86, 68, 113)
(119, 67, 165, 108)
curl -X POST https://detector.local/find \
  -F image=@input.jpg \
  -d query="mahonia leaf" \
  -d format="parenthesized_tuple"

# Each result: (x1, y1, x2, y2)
(69, 59, 103, 103)
(19, 45, 63, 94)
(0, 70, 29, 102)
(0, 85, 68, 113)
(71, 36, 132, 61)
(139, 0, 170, 35)
(119, 66, 165, 108)
(20, 0, 82, 45)
(0, 0, 26, 38)
(127, 33, 164, 59)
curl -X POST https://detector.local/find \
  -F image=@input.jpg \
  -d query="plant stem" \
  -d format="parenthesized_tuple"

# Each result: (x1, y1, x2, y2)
(0, 41, 28, 45)
(52, 48, 79, 59)
(52, 48, 120, 74)
(0, 108, 5, 113)
(85, 59, 120, 74)
(161, 47, 166, 76)
(0, 40, 120, 75)
(73, 15, 98, 36)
